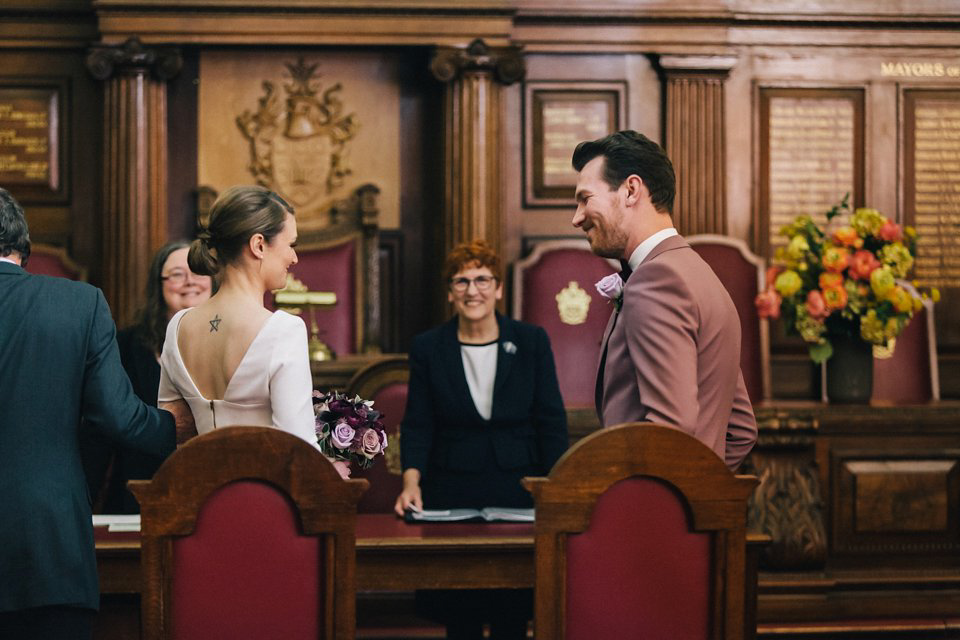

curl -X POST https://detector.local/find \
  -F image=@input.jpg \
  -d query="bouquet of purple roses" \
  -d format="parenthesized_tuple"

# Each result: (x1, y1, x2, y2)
(312, 390, 388, 471)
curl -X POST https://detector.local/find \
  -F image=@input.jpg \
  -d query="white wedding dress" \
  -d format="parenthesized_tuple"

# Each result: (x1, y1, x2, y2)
(158, 308, 319, 449)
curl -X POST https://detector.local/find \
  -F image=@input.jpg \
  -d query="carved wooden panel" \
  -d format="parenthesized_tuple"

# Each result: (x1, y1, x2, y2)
(831, 448, 960, 557)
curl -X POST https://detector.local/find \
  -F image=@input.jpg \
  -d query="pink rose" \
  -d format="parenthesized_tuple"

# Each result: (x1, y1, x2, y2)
(754, 289, 782, 319)
(806, 290, 829, 320)
(331, 420, 355, 449)
(360, 427, 382, 459)
(879, 220, 902, 243)
(595, 273, 624, 301)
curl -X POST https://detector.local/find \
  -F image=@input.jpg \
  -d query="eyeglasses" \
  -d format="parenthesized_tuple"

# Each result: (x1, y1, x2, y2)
(161, 270, 201, 286)
(450, 275, 497, 293)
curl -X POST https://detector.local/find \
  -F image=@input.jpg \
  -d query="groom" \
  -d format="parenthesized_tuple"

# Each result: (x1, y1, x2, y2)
(572, 131, 757, 470)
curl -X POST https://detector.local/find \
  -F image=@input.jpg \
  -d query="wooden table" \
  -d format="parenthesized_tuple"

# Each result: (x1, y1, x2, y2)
(96, 514, 535, 594)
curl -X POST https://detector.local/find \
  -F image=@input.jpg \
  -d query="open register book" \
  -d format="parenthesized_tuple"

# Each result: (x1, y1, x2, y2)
(92, 514, 141, 532)
(403, 507, 534, 523)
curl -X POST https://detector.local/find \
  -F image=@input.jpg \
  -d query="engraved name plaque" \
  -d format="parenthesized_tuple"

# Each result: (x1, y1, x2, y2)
(760, 89, 864, 254)
(0, 88, 58, 190)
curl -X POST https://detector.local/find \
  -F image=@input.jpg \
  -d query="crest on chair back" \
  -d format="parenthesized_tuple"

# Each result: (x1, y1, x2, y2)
(237, 56, 359, 227)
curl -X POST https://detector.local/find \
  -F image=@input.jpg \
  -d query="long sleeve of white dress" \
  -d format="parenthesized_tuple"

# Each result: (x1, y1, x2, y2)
(267, 313, 319, 448)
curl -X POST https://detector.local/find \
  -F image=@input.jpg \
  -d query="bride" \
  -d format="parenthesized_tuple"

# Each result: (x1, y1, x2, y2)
(158, 185, 348, 477)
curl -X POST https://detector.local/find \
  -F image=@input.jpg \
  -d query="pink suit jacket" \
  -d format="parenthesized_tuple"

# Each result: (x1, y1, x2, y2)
(596, 234, 758, 470)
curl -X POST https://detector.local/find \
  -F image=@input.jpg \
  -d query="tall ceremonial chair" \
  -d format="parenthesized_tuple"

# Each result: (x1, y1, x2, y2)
(197, 183, 382, 356)
(687, 234, 771, 403)
(512, 240, 619, 408)
(523, 423, 758, 640)
(129, 427, 368, 640)
(24, 242, 87, 281)
(872, 281, 940, 403)
(345, 356, 409, 513)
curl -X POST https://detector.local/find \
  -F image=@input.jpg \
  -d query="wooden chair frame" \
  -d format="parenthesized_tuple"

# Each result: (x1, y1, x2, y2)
(686, 234, 772, 401)
(523, 422, 758, 639)
(345, 355, 410, 401)
(129, 427, 368, 640)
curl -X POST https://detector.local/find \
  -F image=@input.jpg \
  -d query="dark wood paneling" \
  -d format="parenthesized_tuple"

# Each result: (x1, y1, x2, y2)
(166, 46, 198, 242)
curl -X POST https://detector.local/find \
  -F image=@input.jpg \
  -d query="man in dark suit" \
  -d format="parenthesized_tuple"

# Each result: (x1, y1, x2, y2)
(0, 188, 176, 640)
(572, 131, 757, 470)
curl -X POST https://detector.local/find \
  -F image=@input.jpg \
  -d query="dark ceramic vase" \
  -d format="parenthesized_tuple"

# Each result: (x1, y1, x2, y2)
(825, 334, 873, 403)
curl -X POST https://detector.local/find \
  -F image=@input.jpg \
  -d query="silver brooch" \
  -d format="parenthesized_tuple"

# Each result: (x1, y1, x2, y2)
(502, 341, 517, 354)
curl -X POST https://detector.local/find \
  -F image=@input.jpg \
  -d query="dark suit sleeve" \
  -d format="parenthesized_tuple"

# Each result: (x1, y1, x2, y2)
(80, 289, 175, 458)
(725, 370, 757, 471)
(399, 334, 435, 474)
(532, 327, 568, 474)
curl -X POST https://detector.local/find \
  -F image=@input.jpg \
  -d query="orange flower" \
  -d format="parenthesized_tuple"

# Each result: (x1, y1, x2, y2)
(849, 249, 881, 280)
(822, 284, 848, 311)
(886, 286, 914, 313)
(819, 272, 843, 289)
(832, 226, 863, 248)
(821, 245, 850, 273)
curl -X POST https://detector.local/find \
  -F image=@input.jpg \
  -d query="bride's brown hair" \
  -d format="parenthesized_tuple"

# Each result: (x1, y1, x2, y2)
(188, 185, 294, 276)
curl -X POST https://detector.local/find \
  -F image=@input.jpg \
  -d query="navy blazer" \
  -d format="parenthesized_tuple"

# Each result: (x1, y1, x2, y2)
(400, 313, 568, 488)
(0, 261, 175, 612)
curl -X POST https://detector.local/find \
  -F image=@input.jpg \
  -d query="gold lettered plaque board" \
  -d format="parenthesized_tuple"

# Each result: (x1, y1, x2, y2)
(525, 82, 626, 207)
(0, 86, 61, 199)
(904, 89, 960, 348)
(758, 88, 865, 256)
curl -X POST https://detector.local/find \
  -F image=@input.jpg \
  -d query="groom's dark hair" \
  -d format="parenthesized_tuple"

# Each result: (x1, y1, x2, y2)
(572, 130, 676, 214)
(0, 188, 31, 267)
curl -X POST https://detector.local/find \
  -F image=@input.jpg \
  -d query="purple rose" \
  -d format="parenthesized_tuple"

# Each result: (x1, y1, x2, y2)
(595, 273, 624, 300)
(359, 427, 382, 459)
(331, 419, 356, 449)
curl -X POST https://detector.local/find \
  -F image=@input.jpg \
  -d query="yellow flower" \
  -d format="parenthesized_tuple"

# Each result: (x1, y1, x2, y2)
(879, 242, 914, 278)
(774, 270, 803, 297)
(870, 266, 895, 298)
(796, 307, 826, 343)
(932, 288, 941, 302)
(851, 208, 885, 236)
(884, 317, 902, 341)
(860, 309, 886, 344)
(886, 286, 914, 314)
(786, 235, 809, 261)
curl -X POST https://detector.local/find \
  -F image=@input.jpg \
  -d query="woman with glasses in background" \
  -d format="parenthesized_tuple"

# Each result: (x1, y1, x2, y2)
(395, 239, 568, 640)
(81, 241, 213, 513)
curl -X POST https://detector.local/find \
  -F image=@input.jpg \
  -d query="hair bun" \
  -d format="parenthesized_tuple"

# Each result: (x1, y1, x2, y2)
(187, 236, 219, 276)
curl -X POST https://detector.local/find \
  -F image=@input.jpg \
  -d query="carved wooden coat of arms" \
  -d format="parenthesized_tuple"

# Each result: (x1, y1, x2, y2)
(237, 57, 359, 227)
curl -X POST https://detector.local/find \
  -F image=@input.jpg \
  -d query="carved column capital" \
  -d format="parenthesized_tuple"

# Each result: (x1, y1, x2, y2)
(430, 38, 525, 85)
(658, 54, 738, 77)
(86, 36, 182, 82)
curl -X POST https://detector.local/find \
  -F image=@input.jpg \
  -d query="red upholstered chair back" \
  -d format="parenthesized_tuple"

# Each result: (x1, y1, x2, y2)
(24, 243, 87, 281)
(524, 423, 758, 640)
(566, 477, 711, 639)
(345, 357, 409, 513)
(129, 427, 368, 640)
(512, 240, 618, 408)
(688, 235, 770, 403)
(171, 481, 322, 639)
(872, 282, 939, 403)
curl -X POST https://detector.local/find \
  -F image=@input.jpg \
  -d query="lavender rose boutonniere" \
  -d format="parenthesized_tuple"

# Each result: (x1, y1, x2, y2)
(595, 273, 624, 311)
(313, 390, 388, 472)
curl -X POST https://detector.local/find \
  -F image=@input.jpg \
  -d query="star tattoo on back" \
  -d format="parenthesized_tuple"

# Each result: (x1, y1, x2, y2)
(209, 314, 222, 332)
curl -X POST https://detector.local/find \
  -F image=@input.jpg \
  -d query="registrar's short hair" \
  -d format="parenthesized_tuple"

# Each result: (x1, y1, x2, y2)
(572, 130, 676, 214)
(443, 239, 502, 283)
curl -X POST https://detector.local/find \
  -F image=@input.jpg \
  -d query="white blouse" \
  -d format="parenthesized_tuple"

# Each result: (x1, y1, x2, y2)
(460, 341, 498, 420)
(158, 308, 318, 449)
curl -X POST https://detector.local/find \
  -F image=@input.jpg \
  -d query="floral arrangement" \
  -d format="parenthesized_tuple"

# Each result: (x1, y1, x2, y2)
(313, 390, 388, 470)
(755, 195, 939, 363)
